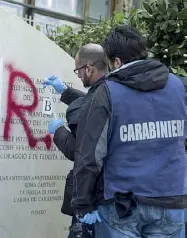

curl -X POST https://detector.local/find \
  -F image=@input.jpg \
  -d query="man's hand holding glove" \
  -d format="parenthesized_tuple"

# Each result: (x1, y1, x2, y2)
(42, 75, 67, 94)
(79, 210, 101, 225)
(48, 119, 65, 134)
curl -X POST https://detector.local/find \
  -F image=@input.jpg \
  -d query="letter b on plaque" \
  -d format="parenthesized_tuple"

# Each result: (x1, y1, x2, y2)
(43, 98, 52, 116)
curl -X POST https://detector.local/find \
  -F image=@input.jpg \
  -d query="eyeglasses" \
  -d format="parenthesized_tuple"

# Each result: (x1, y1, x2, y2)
(73, 64, 94, 75)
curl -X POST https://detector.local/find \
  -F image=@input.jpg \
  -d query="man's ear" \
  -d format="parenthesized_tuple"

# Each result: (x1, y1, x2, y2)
(114, 57, 122, 69)
(86, 65, 94, 76)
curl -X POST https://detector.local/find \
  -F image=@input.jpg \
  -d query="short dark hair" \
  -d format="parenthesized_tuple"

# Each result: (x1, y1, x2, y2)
(102, 25, 148, 64)
(78, 44, 108, 72)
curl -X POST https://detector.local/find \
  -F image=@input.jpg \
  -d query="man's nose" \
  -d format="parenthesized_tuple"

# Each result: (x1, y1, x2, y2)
(78, 71, 81, 78)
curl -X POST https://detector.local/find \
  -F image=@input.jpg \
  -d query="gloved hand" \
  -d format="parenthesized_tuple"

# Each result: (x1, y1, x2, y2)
(79, 210, 101, 225)
(42, 75, 67, 94)
(48, 119, 64, 134)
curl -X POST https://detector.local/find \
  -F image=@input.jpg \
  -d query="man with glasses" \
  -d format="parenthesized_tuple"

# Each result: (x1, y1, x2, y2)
(44, 34, 187, 237)
(42, 43, 108, 237)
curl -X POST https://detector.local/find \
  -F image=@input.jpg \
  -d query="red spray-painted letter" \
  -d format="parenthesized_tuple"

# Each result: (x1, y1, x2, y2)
(4, 64, 52, 149)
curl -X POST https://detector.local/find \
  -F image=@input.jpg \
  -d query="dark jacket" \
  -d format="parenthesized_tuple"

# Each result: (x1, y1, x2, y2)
(71, 60, 187, 215)
(53, 87, 86, 216)
(54, 87, 85, 161)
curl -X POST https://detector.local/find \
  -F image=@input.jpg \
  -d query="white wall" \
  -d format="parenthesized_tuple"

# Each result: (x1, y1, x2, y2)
(0, 8, 85, 238)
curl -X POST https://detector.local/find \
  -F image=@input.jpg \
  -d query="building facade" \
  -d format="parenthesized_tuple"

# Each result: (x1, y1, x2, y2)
(0, 0, 140, 34)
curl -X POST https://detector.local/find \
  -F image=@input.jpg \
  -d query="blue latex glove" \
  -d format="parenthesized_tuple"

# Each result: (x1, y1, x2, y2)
(42, 75, 67, 94)
(80, 210, 101, 225)
(48, 119, 64, 134)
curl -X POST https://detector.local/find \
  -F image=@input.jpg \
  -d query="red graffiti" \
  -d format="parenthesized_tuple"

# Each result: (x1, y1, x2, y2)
(4, 64, 52, 149)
